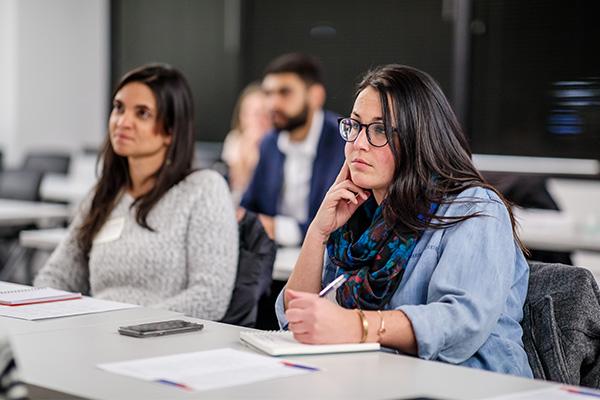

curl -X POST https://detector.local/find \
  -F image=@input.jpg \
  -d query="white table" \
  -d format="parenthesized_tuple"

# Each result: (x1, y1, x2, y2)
(19, 228, 68, 251)
(273, 246, 300, 281)
(8, 310, 552, 400)
(0, 199, 70, 226)
(514, 208, 600, 253)
(39, 174, 94, 204)
(0, 305, 182, 336)
(0, 200, 71, 282)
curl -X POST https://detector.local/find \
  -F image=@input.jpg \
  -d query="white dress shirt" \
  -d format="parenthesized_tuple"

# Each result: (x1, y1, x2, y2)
(274, 110, 324, 246)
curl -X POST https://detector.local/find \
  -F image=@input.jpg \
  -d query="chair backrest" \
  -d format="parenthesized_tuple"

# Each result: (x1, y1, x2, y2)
(522, 261, 600, 388)
(0, 170, 43, 201)
(220, 211, 276, 327)
(23, 152, 70, 175)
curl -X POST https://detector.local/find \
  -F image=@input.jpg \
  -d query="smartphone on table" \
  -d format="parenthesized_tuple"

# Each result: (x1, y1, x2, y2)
(118, 319, 204, 338)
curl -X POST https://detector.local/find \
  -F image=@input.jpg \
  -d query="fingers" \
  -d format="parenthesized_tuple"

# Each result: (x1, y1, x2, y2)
(287, 292, 318, 309)
(329, 182, 370, 205)
(236, 207, 246, 222)
(331, 180, 369, 199)
(333, 161, 350, 184)
(285, 288, 302, 301)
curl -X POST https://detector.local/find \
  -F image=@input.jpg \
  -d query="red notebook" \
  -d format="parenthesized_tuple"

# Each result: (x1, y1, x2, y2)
(0, 287, 81, 306)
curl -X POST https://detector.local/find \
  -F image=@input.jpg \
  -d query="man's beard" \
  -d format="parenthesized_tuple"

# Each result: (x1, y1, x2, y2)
(273, 103, 309, 131)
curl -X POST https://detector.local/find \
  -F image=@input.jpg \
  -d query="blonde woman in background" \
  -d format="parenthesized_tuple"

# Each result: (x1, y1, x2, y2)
(222, 83, 271, 204)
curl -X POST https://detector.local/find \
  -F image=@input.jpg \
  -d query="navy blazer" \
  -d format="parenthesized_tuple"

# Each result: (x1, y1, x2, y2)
(240, 110, 345, 239)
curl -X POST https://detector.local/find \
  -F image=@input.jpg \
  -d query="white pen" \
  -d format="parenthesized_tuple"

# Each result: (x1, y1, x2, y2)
(318, 274, 348, 297)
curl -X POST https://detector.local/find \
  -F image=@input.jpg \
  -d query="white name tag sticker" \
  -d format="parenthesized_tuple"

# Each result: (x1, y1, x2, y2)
(93, 217, 125, 244)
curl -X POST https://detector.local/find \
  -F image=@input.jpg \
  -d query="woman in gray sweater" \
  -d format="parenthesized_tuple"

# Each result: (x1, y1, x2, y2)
(34, 64, 238, 320)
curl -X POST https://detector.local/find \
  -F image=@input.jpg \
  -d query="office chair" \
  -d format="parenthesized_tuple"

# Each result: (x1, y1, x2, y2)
(220, 211, 276, 328)
(522, 261, 600, 388)
(0, 169, 43, 202)
(0, 169, 44, 282)
(22, 152, 70, 176)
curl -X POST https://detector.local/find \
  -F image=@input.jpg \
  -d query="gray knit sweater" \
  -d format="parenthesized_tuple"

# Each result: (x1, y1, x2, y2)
(34, 170, 238, 320)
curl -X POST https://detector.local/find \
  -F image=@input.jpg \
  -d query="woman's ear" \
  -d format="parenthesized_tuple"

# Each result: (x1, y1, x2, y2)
(163, 132, 173, 146)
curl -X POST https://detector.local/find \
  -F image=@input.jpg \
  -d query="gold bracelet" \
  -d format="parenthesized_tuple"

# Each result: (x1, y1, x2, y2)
(355, 309, 368, 343)
(377, 310, 386, 342)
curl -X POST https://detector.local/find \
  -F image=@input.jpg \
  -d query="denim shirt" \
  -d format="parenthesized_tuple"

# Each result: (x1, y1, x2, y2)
(275, 187, 534, 378)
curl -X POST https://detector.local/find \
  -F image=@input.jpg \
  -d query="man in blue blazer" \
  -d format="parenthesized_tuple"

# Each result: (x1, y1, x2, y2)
(240, 53, 345, 246)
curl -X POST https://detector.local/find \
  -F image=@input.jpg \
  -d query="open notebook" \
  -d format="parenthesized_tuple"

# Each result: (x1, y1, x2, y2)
(0, 287, 81, 306)
(240, 330, 380, 356)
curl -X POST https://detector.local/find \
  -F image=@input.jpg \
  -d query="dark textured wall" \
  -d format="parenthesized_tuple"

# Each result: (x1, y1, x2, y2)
(111, 0, 600, 159)
(111, 0, 452, 142)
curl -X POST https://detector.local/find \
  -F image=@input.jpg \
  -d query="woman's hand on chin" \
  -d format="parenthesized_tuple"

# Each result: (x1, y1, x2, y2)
(312, 162, 370, 240)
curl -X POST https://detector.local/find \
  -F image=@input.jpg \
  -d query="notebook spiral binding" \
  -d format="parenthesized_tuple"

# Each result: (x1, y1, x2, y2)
(0, 287, 42, 294)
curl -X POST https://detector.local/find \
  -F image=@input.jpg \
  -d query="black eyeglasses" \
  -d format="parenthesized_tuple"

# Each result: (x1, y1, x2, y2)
(338, 117, 390, 147)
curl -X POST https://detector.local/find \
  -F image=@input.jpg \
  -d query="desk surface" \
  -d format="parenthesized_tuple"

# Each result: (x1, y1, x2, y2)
(515, 208, 600, 252)
(0, 306, 181, 336)
(9, 310, 550, 400)
(0, 199, 70, 226)
(39, 174, 94, 204)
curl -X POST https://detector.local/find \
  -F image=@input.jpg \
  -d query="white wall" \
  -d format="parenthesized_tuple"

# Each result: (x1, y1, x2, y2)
(0, 0, 109, 167)
(0, 0, 18, 163)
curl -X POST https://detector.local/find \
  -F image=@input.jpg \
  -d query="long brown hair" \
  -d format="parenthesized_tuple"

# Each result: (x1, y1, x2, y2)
(77, 64, 196, 256)
(357, 64, 527, 252)
(229, 82, 262, 132)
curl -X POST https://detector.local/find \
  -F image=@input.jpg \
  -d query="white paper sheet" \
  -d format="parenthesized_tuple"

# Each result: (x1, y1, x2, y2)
(0, 296, 138, 320)
(98, 348, 315, 392)
(484, 386, 600, 400)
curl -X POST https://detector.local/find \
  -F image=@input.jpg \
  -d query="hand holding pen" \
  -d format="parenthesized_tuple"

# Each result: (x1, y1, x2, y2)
(318, 274, 348, 297)
(286, 275, 357, 345)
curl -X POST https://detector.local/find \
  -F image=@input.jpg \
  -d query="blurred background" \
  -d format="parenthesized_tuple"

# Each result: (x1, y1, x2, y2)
(0, 0, 599, 283)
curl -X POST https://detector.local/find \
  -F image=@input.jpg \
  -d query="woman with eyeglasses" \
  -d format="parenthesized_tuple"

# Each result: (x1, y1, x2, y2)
(34, 64, 238, 320)
(276, 64, 533, 377)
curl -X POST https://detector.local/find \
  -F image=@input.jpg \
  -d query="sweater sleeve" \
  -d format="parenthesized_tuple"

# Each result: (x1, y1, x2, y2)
(33, 198, 91, 294)
(154, 171, 238, 320)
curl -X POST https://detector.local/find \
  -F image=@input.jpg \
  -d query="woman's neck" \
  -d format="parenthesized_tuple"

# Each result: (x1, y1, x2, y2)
(127, 151, 166, 198)
(372, 188, 386, 205)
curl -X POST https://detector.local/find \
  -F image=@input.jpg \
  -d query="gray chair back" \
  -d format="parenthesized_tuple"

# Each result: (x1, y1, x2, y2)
(0, 169, 43, 201)
(23, 152, 70, 175)
(522, 261, 600, 388)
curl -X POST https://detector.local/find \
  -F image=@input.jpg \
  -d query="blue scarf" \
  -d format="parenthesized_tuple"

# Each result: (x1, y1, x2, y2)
(327, 197, 433, 310)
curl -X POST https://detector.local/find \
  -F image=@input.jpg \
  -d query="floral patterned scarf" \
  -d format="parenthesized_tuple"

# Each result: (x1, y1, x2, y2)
(327, 197, 433, 310)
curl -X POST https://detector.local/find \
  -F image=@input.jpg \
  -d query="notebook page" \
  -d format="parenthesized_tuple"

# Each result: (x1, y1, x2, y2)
(240, 330, 380, 356)
(0, 287, 81, 305)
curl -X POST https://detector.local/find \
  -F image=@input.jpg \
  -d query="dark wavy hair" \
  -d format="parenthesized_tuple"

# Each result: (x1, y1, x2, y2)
(263, 52, 324, 86)
(357, 64, 526, 252)
(77, 64, 196, 256)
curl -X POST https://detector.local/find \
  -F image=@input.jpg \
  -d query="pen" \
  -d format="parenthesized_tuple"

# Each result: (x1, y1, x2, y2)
(155, 379, 193, 391)
(280, 360, 320, 372)
(318, 274, 348, 297)
(562, 386, 600, 398)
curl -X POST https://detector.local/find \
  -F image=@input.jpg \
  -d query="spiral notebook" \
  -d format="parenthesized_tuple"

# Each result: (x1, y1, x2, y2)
(0, 287, 81, 306)
(240, 330, 380, 356)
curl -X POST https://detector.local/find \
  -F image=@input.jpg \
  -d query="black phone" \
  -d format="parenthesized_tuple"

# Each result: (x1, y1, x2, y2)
(118, 319, 204, 338)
